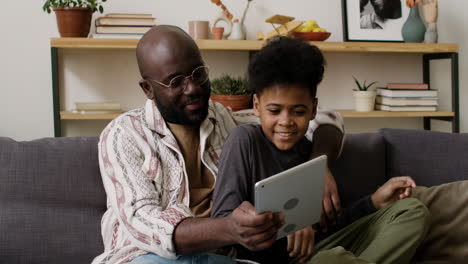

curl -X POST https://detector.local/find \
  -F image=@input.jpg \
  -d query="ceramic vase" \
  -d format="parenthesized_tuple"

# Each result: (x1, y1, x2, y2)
(401, 6, 426, 43)
(228, 20, 245, 40)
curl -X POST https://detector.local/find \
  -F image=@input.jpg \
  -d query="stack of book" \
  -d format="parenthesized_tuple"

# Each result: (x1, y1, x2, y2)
(92, 13, 156, 39)
(72, 102, 123, 114)
(375, 83, 438, 112)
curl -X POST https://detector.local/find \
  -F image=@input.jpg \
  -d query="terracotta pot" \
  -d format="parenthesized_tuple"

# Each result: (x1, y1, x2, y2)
(212, 27, 224, 40)
(211, 95, 252, 111)
(54, 7, 93, 37)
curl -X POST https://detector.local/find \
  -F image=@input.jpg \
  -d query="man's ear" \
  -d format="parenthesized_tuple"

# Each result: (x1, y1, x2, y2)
(139, 80, 154, 100)
(253, 94, 260, 117)
(310, 97, 318, 120)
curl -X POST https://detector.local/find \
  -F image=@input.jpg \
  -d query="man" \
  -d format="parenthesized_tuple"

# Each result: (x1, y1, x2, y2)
(92, 25, 344, 264)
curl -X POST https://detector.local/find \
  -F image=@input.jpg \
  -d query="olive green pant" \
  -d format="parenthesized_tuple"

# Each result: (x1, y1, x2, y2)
(308, 198, 430, 264)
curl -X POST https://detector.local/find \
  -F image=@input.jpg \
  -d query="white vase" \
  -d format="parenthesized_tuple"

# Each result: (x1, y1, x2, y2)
(228, 21, 245, 40)
(353, 91, 376, 112)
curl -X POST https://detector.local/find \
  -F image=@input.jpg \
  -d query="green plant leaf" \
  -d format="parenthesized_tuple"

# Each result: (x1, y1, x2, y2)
(353, 76, 378, 91)
(42, 0, 107, 13)
(353, 76, 363, 91)
(211, 74, 252, 95)
(365, 81, 378, 90)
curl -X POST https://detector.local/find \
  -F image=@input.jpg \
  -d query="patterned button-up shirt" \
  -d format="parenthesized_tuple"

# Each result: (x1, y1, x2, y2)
(92, 99, 344, 264)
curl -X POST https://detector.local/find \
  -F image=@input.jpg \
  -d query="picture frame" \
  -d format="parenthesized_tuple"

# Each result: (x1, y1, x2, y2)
(342, 0, 410, 42)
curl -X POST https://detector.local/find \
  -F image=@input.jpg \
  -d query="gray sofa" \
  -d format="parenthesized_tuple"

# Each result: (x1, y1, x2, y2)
(1, 128, 467, 263)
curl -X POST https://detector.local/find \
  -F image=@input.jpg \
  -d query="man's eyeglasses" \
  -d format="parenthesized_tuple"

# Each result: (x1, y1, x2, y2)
(145, 65, 209, 93)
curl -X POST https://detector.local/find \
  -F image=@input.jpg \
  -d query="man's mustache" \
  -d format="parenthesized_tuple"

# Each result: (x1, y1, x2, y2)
(184, 95, 209, 106)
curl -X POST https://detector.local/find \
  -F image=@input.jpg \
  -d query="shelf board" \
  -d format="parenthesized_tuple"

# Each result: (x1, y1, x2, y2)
(51, 38, 459, 53)
(61, 110, 454, 120)
(60, 111, 123, 120)
(338, 110, 454, 118)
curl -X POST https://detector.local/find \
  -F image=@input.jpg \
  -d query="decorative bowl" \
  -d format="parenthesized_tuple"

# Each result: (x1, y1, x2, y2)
(291, 32, 331, 41)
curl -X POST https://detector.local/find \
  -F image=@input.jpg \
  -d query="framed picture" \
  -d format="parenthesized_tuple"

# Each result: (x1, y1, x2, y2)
(342, 0, 409, 42)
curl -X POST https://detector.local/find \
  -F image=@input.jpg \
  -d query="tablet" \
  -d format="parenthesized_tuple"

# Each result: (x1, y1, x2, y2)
(254, 155, 327, 239)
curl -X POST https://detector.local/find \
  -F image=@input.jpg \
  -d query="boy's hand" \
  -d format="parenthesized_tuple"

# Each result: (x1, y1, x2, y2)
(320, 168, 341, 232)
(371, 176, 416, 209)
(287, 226, 315, 263)
(227, 201, 284, 251)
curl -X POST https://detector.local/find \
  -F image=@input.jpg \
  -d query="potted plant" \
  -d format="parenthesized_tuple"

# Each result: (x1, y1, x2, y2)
(353, 77, 378, 112)
(43, 0, 107, 37)
(210, 74, 253, 111)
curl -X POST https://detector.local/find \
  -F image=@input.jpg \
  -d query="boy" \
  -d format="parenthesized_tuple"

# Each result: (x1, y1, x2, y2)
(212, 36, 429, 264)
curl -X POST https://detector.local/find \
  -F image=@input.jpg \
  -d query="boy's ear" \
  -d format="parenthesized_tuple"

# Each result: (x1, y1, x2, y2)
(140, 80, 154, 100)
(310, 97, 318, 120)
(253, 94, 260, 117)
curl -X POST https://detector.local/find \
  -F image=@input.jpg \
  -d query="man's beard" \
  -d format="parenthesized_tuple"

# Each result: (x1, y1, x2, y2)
(154, 92, 210, 126)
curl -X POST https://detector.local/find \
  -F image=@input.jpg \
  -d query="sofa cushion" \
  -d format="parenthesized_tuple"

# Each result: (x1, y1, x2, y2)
(381, 128, 468, 187)
(331, 133, 387, 207)
(411, 181, 468, 263)
(0, 137, 105, 264)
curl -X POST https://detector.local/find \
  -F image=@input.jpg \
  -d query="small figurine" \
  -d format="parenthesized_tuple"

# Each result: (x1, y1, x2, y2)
(420, 0, 438, 43)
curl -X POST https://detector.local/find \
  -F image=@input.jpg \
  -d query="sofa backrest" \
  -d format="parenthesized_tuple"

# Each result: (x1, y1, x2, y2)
(380, 128, 468, 187)
(0, 136, 105, 264)
(331, 133, 387, 207)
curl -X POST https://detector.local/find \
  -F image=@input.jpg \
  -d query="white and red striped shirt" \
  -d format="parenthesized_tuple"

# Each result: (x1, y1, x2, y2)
(92, 99, 344, 264)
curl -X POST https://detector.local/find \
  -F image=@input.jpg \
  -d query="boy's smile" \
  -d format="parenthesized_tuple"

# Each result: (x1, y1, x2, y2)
(253, 84, 317, 151)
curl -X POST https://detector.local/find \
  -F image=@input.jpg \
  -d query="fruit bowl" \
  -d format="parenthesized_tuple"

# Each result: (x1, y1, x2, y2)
(291, 32, 331, 41)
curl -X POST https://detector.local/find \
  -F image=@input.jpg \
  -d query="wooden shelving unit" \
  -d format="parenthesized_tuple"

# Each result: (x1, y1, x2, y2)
(60, 110, 455, 120)
(50, 38, 460, 136)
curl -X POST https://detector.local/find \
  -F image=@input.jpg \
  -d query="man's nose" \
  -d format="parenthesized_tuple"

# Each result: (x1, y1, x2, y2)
(183, 78, 203, 95)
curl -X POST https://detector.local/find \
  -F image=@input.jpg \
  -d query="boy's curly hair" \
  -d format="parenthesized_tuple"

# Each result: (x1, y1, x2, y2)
(248, 36, 325, 97)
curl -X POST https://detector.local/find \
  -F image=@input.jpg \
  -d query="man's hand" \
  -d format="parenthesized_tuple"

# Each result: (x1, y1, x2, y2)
(227, 201, 284, 251)
(319, 168, 341, 232)
(371, 176, 416, 209)
(287, 226, 315, 263)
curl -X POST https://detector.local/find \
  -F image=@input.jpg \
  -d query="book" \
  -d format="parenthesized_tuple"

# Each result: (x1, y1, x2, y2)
(375, 104, 437, 112)
(376, 88, 438, 98)
(106, 13, 153, 18)
(375, 96, 438, 106)
(75, 102, 121, 111)
(91, 33, 143, 39)
(386, 83, 429, 90)
(95, 16, 156, 26)
(96, 25, 153, 34)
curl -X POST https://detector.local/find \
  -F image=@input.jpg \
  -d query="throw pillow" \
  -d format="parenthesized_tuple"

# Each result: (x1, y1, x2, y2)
(411, 181, 468, 263)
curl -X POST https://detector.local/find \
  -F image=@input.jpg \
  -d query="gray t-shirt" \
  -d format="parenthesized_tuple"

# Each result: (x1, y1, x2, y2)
(212, 124, 312, 218)
(212, 124, 311, 263)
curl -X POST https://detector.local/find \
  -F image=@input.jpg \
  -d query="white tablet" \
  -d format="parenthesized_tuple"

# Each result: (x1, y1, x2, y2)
(254, 155, 327, 239)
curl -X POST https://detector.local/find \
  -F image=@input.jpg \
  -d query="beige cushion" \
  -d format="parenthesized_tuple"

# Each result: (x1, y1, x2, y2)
(411, 181, 468, 263)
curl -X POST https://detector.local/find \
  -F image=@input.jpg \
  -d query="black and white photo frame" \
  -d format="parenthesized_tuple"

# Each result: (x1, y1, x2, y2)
(342, 0, 410, 42)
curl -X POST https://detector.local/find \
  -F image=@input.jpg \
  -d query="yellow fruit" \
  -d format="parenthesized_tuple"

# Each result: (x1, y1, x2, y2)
(313, 27, 327, 33)
(295, 25, 305, 32)
(305, 20, 318, 29)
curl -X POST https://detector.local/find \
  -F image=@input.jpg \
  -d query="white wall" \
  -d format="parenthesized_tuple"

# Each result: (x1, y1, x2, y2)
(1, 0, 466, 139)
